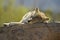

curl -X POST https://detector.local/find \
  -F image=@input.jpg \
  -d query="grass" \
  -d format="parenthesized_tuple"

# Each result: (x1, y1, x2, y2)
(0, 6, 28, 26)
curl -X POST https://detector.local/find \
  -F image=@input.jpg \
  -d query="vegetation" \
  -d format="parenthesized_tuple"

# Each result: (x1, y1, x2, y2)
(0, 0, 60, 26)
(0, 0, 28, 26)
(45, 9, 60, 22)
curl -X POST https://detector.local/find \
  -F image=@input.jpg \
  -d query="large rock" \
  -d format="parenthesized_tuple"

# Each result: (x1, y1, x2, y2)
(0, 23, 60, 40)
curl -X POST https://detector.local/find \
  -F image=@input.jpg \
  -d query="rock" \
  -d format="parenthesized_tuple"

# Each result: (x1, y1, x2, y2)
(0, 23, 60, 40)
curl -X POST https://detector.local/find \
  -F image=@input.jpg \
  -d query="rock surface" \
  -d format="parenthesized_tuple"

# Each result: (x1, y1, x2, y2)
(0, 23, 60, 40)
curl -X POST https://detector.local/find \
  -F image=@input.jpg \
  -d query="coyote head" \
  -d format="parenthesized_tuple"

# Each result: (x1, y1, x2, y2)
(28, 8, 50, 24)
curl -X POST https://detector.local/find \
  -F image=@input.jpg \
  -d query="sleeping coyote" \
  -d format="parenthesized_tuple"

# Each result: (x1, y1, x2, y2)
(3, 8, 50, 26)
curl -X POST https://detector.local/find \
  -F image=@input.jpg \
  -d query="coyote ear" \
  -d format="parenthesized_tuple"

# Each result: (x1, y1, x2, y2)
(34, 8, 40, 12)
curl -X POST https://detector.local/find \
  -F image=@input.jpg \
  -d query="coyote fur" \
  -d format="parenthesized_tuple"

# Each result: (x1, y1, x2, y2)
(3, 8, 50, 26)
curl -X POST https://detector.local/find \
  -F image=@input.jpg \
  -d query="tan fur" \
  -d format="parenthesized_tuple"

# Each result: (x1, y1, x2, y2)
(29, 8, 50, 24)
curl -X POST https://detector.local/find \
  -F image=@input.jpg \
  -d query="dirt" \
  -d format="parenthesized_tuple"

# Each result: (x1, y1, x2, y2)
(0, 23, 60, 40)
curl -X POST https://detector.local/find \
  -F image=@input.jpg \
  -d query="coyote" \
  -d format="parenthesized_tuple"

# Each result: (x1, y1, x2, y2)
(3, 8, 50, 26)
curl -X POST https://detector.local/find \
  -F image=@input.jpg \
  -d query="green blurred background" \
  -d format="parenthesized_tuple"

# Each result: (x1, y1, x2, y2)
(0, 0, 29, 26)
(0, 0, 60, 26)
